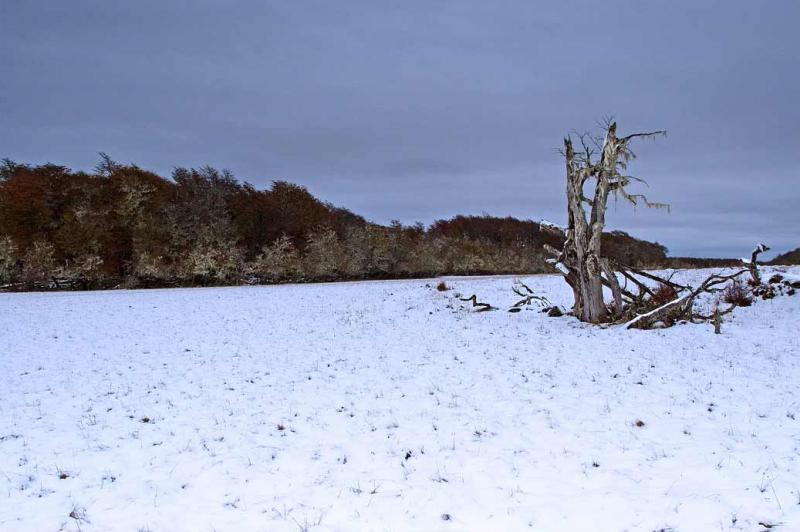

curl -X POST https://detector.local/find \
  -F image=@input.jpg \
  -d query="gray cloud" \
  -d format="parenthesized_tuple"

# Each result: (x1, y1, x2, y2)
(2, 0, 798, 257)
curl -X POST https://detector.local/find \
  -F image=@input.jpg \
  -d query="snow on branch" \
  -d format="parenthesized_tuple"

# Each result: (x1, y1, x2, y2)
(623, 293, 690, 329)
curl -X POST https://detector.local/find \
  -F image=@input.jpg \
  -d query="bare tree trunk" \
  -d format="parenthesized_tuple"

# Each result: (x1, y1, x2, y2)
(748, 243, 769, 285)
(563, 138, 607, 322)
(548, 121, 666, 324)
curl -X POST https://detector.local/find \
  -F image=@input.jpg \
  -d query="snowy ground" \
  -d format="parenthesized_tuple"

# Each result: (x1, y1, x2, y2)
(1, 268, 799, 532)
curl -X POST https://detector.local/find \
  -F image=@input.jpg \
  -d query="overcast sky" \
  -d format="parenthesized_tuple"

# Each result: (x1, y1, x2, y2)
(2, 1, 798, 257)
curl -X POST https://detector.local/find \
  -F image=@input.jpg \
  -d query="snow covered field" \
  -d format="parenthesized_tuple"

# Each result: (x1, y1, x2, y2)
(1, 268, 799, 532)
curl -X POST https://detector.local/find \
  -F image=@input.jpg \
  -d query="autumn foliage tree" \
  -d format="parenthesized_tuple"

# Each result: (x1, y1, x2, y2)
(0, 155, 670, 290)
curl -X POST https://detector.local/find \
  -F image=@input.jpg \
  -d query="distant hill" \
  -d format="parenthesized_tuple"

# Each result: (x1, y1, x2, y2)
(770, 248, 800, 265)
(665, 257, 742, 269)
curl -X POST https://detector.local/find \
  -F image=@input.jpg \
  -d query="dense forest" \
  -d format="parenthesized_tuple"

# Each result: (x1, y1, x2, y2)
(1, 157, 674, 290)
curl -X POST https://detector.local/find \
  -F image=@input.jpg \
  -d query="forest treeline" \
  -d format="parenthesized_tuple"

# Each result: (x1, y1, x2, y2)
(770, 248, 800, 265)
(0, 157, 672, 290)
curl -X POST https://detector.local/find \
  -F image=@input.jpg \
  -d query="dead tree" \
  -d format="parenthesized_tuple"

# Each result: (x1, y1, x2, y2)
(744, 243, 769, 285)
(435, 119, 777, 328)
(545, 121, 667, 323)
(539, 120, 773, 329)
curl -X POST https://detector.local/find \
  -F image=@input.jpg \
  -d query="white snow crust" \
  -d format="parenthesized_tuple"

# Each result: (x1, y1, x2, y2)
(1, 268, 799, 531)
